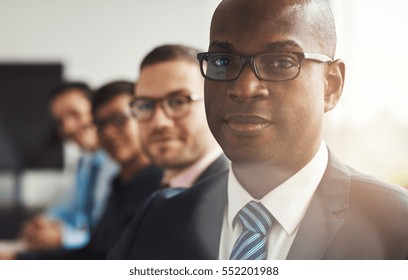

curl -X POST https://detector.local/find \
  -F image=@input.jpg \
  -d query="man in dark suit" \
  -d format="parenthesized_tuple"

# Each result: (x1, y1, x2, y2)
(130, 44, 228, 189)
(109, 0, 408, 260)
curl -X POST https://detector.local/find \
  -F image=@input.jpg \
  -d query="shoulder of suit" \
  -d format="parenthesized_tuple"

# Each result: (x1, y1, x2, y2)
(343, 166, 408, 223)
(327, 150, 408, 205)
(151, 169, 229, 206)
(347, 165, 408, 198)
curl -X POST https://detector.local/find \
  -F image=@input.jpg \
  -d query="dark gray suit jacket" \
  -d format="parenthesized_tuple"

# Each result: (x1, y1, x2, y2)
(109, 152, 408, 260)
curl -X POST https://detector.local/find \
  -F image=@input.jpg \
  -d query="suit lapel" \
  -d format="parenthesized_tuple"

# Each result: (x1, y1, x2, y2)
(287, 151, 350, 259)
(183, 170, 228, 259)
(180, 152, 351, 259)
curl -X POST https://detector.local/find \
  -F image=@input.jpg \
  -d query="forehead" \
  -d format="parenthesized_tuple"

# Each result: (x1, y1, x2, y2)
(210, 1, 321, 54)
(54, 89, 88, 104)
(51, 90, 89, 113)
(136, 60, 203, 98)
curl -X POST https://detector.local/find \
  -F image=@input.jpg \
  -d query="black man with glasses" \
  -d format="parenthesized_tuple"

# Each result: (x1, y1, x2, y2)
(109, 0, 408, 260)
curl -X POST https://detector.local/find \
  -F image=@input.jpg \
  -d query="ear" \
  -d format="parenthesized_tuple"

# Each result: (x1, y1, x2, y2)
(324, 59, 345, 113)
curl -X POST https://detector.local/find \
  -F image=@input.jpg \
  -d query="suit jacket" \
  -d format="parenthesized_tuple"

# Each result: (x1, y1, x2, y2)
(17, 165, 163, 260)
(109, 152, 408, 260)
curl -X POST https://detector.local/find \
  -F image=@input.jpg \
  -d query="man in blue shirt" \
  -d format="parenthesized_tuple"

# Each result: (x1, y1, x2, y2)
(10, 80, 162, 260)
(20, 82, 118, 250)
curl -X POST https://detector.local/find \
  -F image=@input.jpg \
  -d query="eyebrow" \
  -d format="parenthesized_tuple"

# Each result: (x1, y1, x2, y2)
(208, 40, 304, 53)
(209, 41, 235, 52)
(95, 111, 130, 121)
(265, 40, 304, 52)
(136, 90, 189, 100)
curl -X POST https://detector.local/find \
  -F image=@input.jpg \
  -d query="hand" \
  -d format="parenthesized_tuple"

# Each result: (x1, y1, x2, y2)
(0, 251, 17, 260)
(0, 239, 26, 260)
(20, 215, 62, 250)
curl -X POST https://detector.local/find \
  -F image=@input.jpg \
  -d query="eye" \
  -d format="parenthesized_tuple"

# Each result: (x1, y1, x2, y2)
(136, 100, 155, 112)
(94, 119, 107, 129)
(269, 57, 297, 69)
(112, 115, 128, 126)
(167, 96, 188, 108)
(263, 55, 298, 69)
(211, 55, 232, 67)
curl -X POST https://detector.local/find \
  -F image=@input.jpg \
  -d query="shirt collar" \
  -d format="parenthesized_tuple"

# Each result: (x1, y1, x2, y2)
(227, 141, 328, 235)
(166, 147, 223, 188)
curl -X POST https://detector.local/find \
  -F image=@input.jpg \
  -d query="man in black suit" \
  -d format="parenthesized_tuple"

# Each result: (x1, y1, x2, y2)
(130, 44, 228, 189)
(109, 0, 408, 260)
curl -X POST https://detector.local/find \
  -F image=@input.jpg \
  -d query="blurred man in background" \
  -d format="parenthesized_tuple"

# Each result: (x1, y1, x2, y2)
(108, 44, 230, 258)
(20, 82, 118, 251)
(130, 44, 228, 189)
(14, 80, 163, 259)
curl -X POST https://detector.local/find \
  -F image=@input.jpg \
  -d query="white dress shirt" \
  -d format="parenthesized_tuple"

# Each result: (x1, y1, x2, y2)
(219, 141, 328, 259)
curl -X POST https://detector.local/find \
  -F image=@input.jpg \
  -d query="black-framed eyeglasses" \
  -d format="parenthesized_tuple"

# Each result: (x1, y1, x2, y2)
(129, 95, 202, 122)
(94, 112, 134, 131)
(197, 52, 332, 82)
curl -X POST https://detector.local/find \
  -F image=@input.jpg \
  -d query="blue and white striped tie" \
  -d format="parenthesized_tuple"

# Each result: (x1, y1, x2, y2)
(229, 201, 273, 260)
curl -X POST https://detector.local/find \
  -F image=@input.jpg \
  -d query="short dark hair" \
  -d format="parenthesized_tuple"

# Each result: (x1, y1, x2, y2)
(140, 44, 202, 70)
(92, 80, 134, 116)
(48, 81, 92, 103)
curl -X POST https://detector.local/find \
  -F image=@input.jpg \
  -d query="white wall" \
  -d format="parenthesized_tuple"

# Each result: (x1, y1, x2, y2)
(0, 0, 221, 87)
(326, 0, 408, 186)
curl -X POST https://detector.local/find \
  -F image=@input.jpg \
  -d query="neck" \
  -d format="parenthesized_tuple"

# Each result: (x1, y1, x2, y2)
(232, 163, 294, 199)
(83, 142, 99, 153)
(119, 154, 150, 183)
(163, 166, 189, 182)
(232, 144, 321, 200)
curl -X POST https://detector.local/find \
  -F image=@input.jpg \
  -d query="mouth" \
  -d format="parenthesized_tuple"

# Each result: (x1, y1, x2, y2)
(225, 115, 272, 135)
(105, 141, 123, 151)
(149, 134, 179, 143)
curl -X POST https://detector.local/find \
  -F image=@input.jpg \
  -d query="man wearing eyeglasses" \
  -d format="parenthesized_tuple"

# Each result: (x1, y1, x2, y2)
(17, 83, 118, 252)
(129, 44, 228, 189)
(15, 81, 163, 260)
(109, 0, 408, 260)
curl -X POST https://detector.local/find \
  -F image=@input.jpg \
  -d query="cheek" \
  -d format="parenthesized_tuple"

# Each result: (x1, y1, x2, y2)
(139, 123, 151, 143)
(204, 83, 224, 113)
(175, 119, 193, 143)
(78, 113, 91, 126)
(124, 125, 141, 146)
(99, 134, 109, 147)
(281, 85, 325, 136)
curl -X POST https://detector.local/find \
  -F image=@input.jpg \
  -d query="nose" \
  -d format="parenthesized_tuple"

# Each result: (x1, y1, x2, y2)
(227, 64, 269, 102)
(99, 123, 117, 140)
(60, 118, 78, 139)
(150, 105, 174, 128)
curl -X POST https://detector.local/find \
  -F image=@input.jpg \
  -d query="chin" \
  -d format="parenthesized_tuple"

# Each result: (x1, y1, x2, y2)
(108, 149, 125, 161)
(224, 146, 277, 165)
(151, 144, 179, 157)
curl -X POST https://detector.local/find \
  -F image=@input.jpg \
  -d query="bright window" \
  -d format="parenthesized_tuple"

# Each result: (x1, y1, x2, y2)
(326, 0, 408, 186)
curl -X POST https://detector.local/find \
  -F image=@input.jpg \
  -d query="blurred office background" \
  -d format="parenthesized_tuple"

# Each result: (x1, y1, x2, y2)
(0, 0, 407, 236)
(327, 0, 408, 187)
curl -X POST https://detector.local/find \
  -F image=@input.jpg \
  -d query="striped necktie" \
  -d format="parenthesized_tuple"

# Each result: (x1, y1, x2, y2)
(229, 201, 273, 260)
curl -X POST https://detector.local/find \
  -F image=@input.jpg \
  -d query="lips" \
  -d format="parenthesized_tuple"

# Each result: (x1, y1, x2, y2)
(105, 140, 124, 151)
(225, 115, 272, 134)
(148, 133, 180, 143)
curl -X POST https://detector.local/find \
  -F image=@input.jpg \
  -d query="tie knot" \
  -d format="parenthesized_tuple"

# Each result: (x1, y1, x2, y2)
(237, 201, 273, 235)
